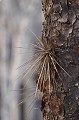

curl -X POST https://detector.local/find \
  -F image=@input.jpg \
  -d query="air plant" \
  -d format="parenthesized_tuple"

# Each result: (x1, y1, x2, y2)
(17, 29, 71, 120)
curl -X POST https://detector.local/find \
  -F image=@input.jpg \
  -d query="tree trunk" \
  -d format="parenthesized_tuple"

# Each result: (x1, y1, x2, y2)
(42, 0, 79, 120)
(0, 0, 42, 120)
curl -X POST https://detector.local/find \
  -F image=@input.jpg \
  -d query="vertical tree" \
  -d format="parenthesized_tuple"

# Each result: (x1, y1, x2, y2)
(41, 0, 79, 120)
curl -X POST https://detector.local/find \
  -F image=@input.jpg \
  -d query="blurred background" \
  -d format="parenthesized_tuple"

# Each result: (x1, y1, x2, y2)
(0, 0, 42, 120)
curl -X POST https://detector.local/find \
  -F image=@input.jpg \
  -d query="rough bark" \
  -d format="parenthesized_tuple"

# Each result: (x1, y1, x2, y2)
(42, 0, 79, 120)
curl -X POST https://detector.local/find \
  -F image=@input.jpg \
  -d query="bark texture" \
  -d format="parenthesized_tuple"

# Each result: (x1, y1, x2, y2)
(42, 0, 79, 120)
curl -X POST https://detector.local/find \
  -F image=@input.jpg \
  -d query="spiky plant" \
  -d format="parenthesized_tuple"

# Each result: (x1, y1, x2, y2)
(17, 28, 71, 120)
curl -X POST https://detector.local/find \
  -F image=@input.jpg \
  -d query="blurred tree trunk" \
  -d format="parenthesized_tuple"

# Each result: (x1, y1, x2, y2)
(42, 0, 79, 120)
(0, 0, 42, 120)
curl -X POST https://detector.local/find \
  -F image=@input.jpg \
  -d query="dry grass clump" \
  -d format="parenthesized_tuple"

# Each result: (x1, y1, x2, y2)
(17, 30, 71, 120)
